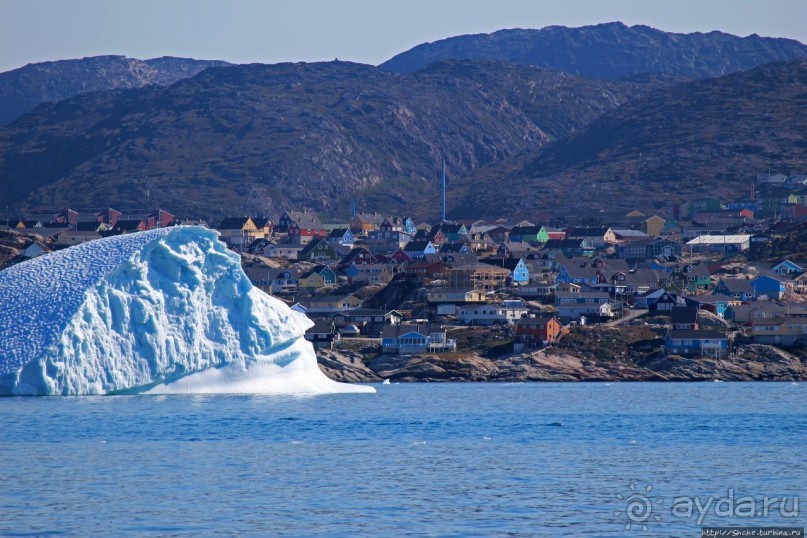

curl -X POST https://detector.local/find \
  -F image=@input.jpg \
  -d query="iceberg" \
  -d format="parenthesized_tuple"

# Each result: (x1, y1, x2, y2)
(0, 226, 374, 396)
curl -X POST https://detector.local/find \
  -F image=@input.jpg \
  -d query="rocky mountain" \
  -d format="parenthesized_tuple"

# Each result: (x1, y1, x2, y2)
(0, 55, 231, 125)
(0, 60, 639, 221)
(381, 22, 807, 80)
(449, 59, 807, 219)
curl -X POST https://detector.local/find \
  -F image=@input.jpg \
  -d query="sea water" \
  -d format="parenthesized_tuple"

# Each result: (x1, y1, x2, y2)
(0, 383, 804, 536)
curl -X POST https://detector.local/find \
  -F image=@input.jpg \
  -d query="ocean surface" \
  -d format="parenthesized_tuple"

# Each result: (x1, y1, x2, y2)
(0, 382, 804, 537)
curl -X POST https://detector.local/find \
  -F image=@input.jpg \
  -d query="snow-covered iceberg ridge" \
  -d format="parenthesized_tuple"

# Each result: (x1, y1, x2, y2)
(0, 226, 374, 396)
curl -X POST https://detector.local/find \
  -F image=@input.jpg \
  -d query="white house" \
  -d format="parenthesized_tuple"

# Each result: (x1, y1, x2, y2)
(457, 300, 529, 326)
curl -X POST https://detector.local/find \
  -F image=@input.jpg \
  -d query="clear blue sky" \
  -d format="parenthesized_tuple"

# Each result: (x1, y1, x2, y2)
(1, 0, 805, 73)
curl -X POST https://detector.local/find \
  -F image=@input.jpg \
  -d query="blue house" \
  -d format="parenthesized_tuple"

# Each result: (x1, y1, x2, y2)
(326, 228, 355, 247)
(752, 273, 789, 300)
(556, 264, 601, 286)
(509, 258, 530, 285)
(664, 330, 728, 358)
(770, 260, 803, 275)
(713, 278, 754, 301)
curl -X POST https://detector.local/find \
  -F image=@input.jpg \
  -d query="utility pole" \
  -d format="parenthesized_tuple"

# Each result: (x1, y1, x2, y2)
(442, 159, 446, 223)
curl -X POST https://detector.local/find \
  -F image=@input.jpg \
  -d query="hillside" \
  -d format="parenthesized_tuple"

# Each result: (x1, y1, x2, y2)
(0, 55, 231, 125)
(0, 60, 638, 221)
(381, 22, 807, 80)
(449, 59, 807, 219)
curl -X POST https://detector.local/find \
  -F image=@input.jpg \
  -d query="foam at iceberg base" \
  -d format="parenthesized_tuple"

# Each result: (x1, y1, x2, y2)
(0, 226, 374, 396)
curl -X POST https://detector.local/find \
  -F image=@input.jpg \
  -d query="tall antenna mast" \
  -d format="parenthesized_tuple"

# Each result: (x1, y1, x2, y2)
(442, 158, 446, 223)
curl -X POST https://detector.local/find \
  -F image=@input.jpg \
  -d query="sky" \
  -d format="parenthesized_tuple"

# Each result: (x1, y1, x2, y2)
(1, 0, 806, 73)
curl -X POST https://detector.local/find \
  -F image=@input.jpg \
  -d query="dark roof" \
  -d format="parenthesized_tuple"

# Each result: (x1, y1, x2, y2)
(567, 227, 608, 237)
(544, 239, 589, 249)
(75, 222, 100, 232)
(509, 225, 544, 235)
(717, 278, 754, 293)
(440, 242, 469, 253)
(515, 313, 557, 326)
(671, 306, 698, 324)
(667, 330, 726, 340)
(252, 217, 272, 228)
(404, 240, 433, 252)
(328, 228, 351, 238)
(305, 319, 335, 335)
(217, 217, 251, 230)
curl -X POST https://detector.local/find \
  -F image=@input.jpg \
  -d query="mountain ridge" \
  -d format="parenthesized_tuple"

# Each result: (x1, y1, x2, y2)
(0, 55, 231, 125)
(381, 22, 807, 80)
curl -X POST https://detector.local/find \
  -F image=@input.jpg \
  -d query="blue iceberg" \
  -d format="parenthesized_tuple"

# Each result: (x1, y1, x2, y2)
(0, 226, 373, 395)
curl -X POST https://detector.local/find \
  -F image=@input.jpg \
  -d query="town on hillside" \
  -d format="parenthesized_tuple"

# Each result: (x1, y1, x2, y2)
(4, 174, 807, 369)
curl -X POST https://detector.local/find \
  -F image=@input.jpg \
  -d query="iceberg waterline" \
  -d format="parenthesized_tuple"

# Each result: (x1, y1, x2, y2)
(0, 226, 373, 395)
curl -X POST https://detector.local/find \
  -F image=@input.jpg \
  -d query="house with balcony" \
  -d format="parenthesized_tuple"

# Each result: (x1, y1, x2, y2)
(381, 323, 456, 354)
(664, 330, 728, 358)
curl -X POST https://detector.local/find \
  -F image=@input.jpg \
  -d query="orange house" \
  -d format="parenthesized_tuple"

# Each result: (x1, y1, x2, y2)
(515, 314, 564, 347)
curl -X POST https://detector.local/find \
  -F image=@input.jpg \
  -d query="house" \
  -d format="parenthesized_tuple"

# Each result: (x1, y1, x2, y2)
(686, 235, 751, 254)
(381, 323, 456, 354)
(244, 267, 299, 295)
(338, 247, 375, 268)
(345, 263, 399, 285)
(749, 317, 807, 346)
(299, 265, 337, 289)
(217, 217, 258, 246)
(752, 272, 791, 300)
(349, 212, 387, 234)
(448, 263, 511, 291)
(367, 229, 412, 251)
(542, 239, 595, 258)
(635, 288, 668, 309)
(616, 237, 682, 261)
(515, 314, 563, 347)
(508, 225, 549, 244)
(276, 210, 323, 235)
(263, 244, 305, 260)
(406, 261, 451, 285)
(769, 259, 804, 276)
(713, 278, 754, 301)
(731, 302, 807, 324)
(426, 289, 486, 304)
(381, 216, 417, 236)
(649, 291, 684, 313)
(414, 228, 448, 246)
(670, 263, 712, 293)
(56, 228, 102, 246)
(326, 228, 355, 247)
(304, 319, 340, 350)
(604, 228, 649, 244)
(684, 295, 734, 318)
(21, 242, 47, 259)
(641, 215, 666, 237)
(671, 306, 699, 330)
(664, 330, 728, 358)
(497, 241, 539, 259)
(555, 291, 613, 321)
(297, 295, 363, 316)
(480, 258, 529, 285)
(296, 238, 344, 263)
(430, 222, 468, 243)
(250, 217, 273, 238)
(457, 300, 529, 326)
(440, 242, 471, 254)
(403, 240, 437, 260)
(566, 227, 608, 248)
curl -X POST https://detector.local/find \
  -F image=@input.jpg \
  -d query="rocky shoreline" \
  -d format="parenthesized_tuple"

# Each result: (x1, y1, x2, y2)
(316, 344, 807, 383)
